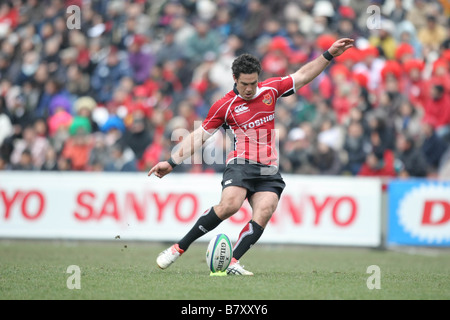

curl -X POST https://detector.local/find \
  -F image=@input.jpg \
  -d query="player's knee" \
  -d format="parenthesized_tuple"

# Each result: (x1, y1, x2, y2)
(214, 201, 241, 219)
(253, 208, 274, 228)
(252, 200, 278, 227)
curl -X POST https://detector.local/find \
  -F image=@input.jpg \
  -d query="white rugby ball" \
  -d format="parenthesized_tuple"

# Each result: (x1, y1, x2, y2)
(206, 234, 233, 272)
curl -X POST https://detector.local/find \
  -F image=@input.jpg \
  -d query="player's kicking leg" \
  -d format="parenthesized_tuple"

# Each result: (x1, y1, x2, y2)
(156, 243, 184, 269)
(226, 191, 280, 276)
(156, 186, 247, 269)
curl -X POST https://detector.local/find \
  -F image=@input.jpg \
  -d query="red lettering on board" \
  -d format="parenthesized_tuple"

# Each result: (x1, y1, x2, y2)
(422, 200, 450, 225)
(74, 191, 95, 220)
(1, 190, 22, 219)
(332, 196, 357, 226)
(21, 190, 45, 220)
(97, 192, 120, 221)
(310, 195, 333, 225)
(174, 193, 198, 222)
(125, 192, 145, 221)
(153, 193, 174, 222)
(69, 190, 359, 227)
(283, 194, 302, 224)
(1, 190, 45, 220)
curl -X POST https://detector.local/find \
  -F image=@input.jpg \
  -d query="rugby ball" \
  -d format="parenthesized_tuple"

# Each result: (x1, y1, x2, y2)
(206, 234, 233, 272)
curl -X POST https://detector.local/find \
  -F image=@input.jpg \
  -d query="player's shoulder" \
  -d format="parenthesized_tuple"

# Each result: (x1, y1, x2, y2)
(211, 89, 237, 108)
(259, 75, 293, 87)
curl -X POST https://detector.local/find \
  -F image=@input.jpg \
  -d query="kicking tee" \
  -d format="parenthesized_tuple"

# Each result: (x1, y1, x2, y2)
(202, 75, 296, 166)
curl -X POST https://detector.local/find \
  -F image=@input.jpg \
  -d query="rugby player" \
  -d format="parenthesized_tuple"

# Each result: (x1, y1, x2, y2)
(149, 38, 354, 275)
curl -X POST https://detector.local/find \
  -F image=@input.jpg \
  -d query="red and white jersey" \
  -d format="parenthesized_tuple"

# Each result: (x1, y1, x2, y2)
(202, 75, 296, 166)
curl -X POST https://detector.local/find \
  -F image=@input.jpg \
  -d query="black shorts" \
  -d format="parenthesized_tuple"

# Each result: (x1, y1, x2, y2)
(221, 159, 286, 199)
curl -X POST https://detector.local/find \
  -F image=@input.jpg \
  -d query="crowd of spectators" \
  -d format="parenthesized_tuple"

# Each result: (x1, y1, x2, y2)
(0, 0, 450, 179)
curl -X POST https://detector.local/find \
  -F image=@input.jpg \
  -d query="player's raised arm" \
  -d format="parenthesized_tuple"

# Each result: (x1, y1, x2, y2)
(292, 38, 354, 91)
(147, 125, 210, 178)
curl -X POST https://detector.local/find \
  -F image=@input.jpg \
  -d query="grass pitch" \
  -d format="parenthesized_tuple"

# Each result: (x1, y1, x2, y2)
(0, 240, 449, 301)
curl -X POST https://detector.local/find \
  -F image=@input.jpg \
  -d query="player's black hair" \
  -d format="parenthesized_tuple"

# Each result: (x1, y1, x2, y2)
(231, 53, 262, 80)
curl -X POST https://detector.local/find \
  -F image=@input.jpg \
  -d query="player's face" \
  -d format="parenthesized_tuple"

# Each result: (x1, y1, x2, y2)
(234, 73, 258, 100)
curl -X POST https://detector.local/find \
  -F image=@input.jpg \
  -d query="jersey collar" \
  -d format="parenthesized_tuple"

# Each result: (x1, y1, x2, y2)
(232, 83, 260, 99)
(233, 83, 239, 95)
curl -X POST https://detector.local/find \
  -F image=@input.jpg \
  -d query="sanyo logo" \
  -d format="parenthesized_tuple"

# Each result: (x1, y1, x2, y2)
(234, 103, 249, 114)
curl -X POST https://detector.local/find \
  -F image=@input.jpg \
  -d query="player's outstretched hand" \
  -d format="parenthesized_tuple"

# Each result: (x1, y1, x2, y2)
(147, 161, 173, 178)
(328, 38, 354, 57)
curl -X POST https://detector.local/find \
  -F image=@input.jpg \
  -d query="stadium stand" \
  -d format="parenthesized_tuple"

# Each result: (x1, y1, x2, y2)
(0, 0, 449, 178)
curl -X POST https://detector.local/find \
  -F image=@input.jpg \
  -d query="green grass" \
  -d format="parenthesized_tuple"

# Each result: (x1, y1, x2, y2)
(0, 240, 449, 300)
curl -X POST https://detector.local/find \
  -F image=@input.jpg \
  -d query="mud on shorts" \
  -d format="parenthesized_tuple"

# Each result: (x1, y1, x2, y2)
(220, 159, 286, 200)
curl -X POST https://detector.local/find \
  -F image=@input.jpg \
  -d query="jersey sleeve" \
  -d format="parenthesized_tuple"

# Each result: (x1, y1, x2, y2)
(201, 95, 230, 135)
(262, 75, 296, 98)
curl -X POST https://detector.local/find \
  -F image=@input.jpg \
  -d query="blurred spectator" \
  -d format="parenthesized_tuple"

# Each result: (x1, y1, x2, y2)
(353, 45, 384, 93)
(119, 112, 152, 163)
(329, 63, 356, 124)
(311, 0, 335, 36)
(0, 96, 13, 147)
(12, 149, 35, 170)
(61, 116, 94, 171)
(395, 21, 422, 59)
(367, 114, 396, 151)
(402, 58, 427, 109)
(438, 147, 450, 179)
(309, 139, 343, 175)
(262, 36, 290, 78)
(47, 94, 73, 149)
(6, 86, 35, 135)
(127, 34, 154, 85)
(423, 83, 450, 142)
(336, 11, 360, 39)
(156, 28, 183, 65)
(212, 5, 234, 41)
(66, 64, 91, 97)
(358, 149, 396, 178)
(420, 121, 449, 173)
(158, 0, 185, 29)
(0, 2, 19, 32)
(377, 86, 403, 130)
(74, 96, 99, 132)
(56, 156, 72, 171)
(241, 0, 269, 42)
(345, 107, 370, 138)
(33, 117, 48, 138)
(282, 127, 315, 174)
(88, 132, 109, 172)
(281, 93, 316, 126)
(10, 123, 49, 169)
(406, 0, 431, 31)
(311, 97, 337, 133)
(101, 114, 126, 146)
(394, 132, 429, 177)
(417, 15, 447, 52)
(185, 19, 220, 66)
(40, 145, 58, 171)
(170, 13, 196, 48)
(342, 121, 370, 175)
(90, 46, 131, 103)
(387, 0, 408, 25)
(316, 118, 344, 151)
(0, 154, 10, 170)
(35, 78, 63, 118)
(369, 19, 397, 60)
(393, 99, 423, 142)
(104, 142, 137, 172)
